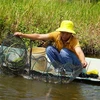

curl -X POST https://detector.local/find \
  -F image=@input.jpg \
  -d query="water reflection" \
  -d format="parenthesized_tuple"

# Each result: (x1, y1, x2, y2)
(48, 83, 84, 100)
(0, 75, 100, 100)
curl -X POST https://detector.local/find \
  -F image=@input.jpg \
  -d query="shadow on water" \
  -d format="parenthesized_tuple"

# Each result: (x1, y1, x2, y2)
(0, 73, 100, 100)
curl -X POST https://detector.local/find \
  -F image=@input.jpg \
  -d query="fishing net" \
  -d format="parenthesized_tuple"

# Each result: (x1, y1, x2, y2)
(23, 43, 82, 83)
(0, 35, 82, 83)
(25, 57, 82, 83)
(0, 34, 27, 75)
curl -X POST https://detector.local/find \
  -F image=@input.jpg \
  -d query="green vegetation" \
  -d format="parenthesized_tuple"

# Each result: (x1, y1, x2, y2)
(0, 0, 100, 56)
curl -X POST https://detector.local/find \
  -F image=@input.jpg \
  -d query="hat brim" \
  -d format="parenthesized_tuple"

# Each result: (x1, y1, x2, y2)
(56, 28, 76, 34)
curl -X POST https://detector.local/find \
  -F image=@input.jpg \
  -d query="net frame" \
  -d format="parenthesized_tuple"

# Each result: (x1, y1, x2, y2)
(0, 34, 28, 74)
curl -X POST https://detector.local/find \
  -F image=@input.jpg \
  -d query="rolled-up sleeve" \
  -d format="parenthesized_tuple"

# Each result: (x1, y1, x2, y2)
(71, 37, 80, 48)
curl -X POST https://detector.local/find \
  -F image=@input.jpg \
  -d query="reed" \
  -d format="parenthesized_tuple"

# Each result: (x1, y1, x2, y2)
(0, 0, 100, 55)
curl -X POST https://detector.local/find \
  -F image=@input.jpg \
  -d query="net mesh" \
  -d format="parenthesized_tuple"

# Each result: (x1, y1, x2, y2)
(24, 54, 82, 83)
(0, 34, 27, 74)
(0, 35, 82, 83)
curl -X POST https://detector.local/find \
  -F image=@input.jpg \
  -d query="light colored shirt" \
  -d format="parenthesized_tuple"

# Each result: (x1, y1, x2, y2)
(48, 31, 80, 54)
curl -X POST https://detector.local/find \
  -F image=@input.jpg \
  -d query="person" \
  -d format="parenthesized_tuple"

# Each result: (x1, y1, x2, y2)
(14, 20, 87, 72)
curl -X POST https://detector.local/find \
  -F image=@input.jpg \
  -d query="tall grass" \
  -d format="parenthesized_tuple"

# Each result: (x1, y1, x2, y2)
(0, 0, 100, 55)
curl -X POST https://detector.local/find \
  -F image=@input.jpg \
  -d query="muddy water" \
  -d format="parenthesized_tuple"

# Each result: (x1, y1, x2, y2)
(0, 74, 100, 100)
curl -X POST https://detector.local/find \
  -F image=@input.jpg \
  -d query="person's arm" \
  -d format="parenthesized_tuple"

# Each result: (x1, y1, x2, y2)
(75, 46, 87, 68)
(14, 32, 50, 40)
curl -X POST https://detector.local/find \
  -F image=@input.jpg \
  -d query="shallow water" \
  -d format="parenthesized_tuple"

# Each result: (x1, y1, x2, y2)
(0, 74, 100, 100)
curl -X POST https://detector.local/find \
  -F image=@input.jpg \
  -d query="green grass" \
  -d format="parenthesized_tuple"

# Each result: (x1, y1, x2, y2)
(0, 0, 100, 55)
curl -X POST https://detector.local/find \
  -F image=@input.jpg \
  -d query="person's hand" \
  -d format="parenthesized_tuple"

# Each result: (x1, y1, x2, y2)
(14, 32, 23, 37)
(81, 61, 88, 68)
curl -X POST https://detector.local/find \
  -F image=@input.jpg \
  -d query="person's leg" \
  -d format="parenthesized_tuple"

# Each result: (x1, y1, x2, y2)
(46, 46, 60, 62)
(59, 48, 82, 71)
(46, 46, 82, 71)
(60, 48, 81, 65)
(46, 46, 62, 69)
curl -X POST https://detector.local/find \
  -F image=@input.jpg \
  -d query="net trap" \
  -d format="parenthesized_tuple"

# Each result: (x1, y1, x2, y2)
(0, 34, 82, 83)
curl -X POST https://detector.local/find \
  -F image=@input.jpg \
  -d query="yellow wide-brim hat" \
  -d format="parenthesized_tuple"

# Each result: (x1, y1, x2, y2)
(56, 20, 76, 34)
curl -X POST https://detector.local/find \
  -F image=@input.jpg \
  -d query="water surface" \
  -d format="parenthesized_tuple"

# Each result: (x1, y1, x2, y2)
(0, 75, 100, 100)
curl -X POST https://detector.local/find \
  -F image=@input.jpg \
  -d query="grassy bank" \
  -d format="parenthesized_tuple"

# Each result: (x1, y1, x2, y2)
(0, 0, 100, 56)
